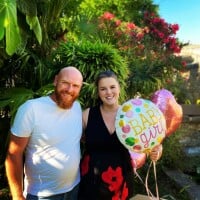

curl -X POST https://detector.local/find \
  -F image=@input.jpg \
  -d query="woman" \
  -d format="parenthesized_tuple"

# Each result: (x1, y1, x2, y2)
(79, 70, 162, 200)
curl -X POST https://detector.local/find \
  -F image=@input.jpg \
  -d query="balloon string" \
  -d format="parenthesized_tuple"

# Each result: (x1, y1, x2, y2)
(145, 161, 155, 199)
(153, 161, 159, 199)
(145, 161, 160, 200)
(133, 167, 154, 198)
(133, 168, 145, 185)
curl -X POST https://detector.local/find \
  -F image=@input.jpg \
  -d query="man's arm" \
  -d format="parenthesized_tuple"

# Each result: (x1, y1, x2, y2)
(5, 133, 29, 200)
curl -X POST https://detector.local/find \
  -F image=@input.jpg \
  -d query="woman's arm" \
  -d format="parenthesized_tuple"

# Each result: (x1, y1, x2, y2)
(82, 108, 90, 130)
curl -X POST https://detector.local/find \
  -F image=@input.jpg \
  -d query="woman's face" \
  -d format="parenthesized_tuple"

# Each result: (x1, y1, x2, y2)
(98, 77, 120, 106)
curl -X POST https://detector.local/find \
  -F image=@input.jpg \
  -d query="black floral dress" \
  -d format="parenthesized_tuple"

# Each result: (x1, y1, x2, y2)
(79, 106, 134, 200)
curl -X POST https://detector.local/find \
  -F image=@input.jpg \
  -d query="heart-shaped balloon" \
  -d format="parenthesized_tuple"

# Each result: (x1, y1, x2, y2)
(151, 89, 183, 137)
(129, 151, 146, 170)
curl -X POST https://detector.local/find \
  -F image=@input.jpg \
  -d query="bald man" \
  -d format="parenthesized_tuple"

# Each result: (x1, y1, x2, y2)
(5, 67, 83, 200)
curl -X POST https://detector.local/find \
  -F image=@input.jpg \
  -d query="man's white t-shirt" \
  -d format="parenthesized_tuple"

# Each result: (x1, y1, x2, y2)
(11, 96, 82, 197)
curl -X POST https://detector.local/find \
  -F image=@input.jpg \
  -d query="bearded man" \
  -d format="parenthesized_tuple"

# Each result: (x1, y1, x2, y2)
(5, 67, 83, 200)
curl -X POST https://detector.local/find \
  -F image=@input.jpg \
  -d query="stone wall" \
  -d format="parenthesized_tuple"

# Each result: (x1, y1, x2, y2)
(178, 105, 200, 172)
(175, 45, 200, 172)
(180, 45, 200, 104)
(181, 44, 200, 70)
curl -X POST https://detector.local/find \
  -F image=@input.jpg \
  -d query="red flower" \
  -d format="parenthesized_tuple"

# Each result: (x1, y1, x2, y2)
(126, 22, 136, 30)
(171, 24, 179, 34)
(101, 166, 123, 192)
(112, 192, 120, 200)
(81, 155, 90, 176)
(121, 182, 129, 200)
(102, 12, 115, 20)
(115, 19, 121, 27)
(181, 61, 187, 67)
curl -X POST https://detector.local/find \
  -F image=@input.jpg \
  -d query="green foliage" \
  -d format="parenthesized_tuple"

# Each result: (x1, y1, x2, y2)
(0, 187, 10, 200)
(26, 16, 42, 44)
(86, 11, 185, 99)
(0, 51, 53, 91)
(52, 40, 129, 108)
(78, 0, 158, 24)
(0, 87, 34, 123)
(159, 130, 186, 171)
(0, 0, 21, 55)
(0, 84, 54, 123)
(164, 73, 189, 104)
(0, 0, 82, 56)
(127, 59, 164, 98)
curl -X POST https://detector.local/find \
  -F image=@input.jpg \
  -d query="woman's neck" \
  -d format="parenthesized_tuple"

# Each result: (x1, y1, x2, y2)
(100, 104, 120, 113)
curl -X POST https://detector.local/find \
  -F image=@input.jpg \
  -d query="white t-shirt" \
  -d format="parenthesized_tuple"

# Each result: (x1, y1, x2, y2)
(11, 96, 82, 197)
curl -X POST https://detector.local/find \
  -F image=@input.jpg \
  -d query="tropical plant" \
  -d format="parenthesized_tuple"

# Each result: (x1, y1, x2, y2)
(0, 0, 83, 55)
(78, 11, 187, 98)
(51, 40, 129, 109)
(78, 0, 158, 24)
(0, 1, 172, 198)
(0, 0, 83, 120)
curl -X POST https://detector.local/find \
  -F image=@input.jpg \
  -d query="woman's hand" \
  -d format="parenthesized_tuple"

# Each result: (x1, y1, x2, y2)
(149, 144, 163, 162)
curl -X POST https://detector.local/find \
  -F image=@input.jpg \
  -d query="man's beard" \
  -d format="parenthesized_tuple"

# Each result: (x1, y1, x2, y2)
(54, 90, 78, 109)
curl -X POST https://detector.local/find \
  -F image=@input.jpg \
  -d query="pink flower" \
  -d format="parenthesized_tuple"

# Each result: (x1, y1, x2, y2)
(115, 19, 121, 26)
(136, 32, 144, 40)
(126, 22, 136, 30)
(102, 12, 115, 20)
(171, 24, 179, 34)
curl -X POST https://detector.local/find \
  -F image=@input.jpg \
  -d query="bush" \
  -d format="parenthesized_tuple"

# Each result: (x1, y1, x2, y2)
(52, 40, 129, 108)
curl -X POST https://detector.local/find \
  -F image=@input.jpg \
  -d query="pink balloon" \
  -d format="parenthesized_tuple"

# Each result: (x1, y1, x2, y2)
(151, 89, 183, 136)
(165, 98, 183, 136)
(151, 89, 175, 113)
(129, 151, 146, 169)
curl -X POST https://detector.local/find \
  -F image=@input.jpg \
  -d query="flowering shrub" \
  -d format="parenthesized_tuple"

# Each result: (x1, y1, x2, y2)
(97, 11, 186, 98)
(143, 12, 180, 54)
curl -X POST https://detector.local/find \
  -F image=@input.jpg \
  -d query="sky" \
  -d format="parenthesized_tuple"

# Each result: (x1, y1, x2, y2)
(153, 0, 200, 45)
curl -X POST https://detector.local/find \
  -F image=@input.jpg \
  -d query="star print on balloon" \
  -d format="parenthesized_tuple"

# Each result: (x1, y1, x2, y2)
(115, 98, 166, 154)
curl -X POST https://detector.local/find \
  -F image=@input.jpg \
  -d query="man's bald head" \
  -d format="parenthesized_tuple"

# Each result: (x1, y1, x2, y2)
(52, 66, 83, 109)
(58, 66, 83, 84)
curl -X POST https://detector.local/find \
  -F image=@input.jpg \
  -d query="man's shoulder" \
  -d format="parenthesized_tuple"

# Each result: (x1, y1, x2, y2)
(28, 96, 49, 103)
(20, 96, 50, 109)
(73, 100, 82, 110)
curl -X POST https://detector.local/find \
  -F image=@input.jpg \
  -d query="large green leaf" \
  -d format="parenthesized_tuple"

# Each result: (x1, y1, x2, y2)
(26, 15, 42, 44)
(17, 0, 37, 17)
(0, 0, 6, 40)
(17, 0, 42, 44)
(0, 87, 34, 122)
(1, 0, 21, 55)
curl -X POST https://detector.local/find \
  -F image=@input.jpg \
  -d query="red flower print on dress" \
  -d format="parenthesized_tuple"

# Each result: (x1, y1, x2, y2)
(112, 193, 120, 200)
(101, 166, 123, 192)
(81, 155, 90, 176)
(111, 182, 129, 200)
(121, 182, 129, 200)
